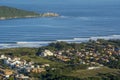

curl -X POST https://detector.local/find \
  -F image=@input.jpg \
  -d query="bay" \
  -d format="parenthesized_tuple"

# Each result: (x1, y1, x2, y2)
(0, 0, 120, 48)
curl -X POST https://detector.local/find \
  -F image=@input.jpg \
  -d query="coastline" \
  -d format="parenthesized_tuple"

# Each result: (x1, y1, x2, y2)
(0, 38, 120, 80)
(0, 35, 120, 49)
(0, 12, 59, 20)
(0, 6, 59, 20)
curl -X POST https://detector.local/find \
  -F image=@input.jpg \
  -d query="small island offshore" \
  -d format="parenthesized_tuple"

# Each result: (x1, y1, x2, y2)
(0, 6, 59, 20)
(0, 39, 120, 80)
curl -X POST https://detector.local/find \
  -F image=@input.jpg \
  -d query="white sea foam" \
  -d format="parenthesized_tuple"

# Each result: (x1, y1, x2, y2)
(60, 16, 70, 18)
(0, 44, 19, 49)
(57, 38, 89, 42)
(90, 35, 120, 40)
(16, 41, 51, 44)
(0, 41, 52, 49)
(57, 35, 120, 43)
(0, 35, 120, 49)
(74, 38, 90, 41)
(57, 39, 75, 42)
(60, 16, 90, 20)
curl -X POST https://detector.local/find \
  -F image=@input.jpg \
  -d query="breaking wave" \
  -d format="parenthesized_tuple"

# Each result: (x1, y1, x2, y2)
(0, 35, 120, 49)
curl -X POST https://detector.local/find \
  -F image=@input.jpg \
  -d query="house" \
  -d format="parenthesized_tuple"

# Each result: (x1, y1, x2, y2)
(41, 64, 50, 68)
(0, 68, 13, 78)
(24, 67, 31, 73)
(88, 67, 100, 70)
(40, 50, 53, 57)
(0, 55, 7, 59)
(62, 58, 70, 62)
(31, 68, 45, 73)
(16, 74, 29, 80)
(56, 55, 70, 62)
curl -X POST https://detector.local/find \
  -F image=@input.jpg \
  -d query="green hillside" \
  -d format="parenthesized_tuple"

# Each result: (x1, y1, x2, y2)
(0, 6, 40, 19)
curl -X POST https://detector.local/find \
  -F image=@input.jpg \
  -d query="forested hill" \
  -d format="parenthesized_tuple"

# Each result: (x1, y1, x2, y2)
(0, 6, 59, 20)
(0, 6, 40, 19)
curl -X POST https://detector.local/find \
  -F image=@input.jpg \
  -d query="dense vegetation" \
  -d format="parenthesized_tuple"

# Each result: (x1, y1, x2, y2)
(0, 39, 120, 80)
(36, 39, 120, 80)
(0, 6, 59, 20)
(0, 6, 40, 19)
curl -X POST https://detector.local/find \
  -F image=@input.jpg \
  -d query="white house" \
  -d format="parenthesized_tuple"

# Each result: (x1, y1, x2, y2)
(88, 67, 100, 70)
(0, 55, 7, 59)
(40, 50, 53, 57)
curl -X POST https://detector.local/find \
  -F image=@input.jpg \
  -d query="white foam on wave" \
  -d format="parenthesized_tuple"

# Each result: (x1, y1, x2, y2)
(16, 41, 51, 44)
(90, 35, 120, 40)
(59, 16, 90, 20)
(59, 16, 111, 21)
(0, 43, 43, 49)
(0, 41, 53, 49)
(59, 16, 70, 18)
(74, 38, 90, 41)
(0, 44, 10, 46)
(57, 39, 75, 42)
(0, 35, 120, 49)
(0, 43, 19, 49)
(59, 15, 92, 20)
(57, 38, 89, 42)
(15, 41, 53, 48)
(57, 35, 120, 43)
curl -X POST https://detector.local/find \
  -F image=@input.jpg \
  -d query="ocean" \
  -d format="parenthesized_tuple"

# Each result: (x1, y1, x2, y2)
(0, 0, 120, 48)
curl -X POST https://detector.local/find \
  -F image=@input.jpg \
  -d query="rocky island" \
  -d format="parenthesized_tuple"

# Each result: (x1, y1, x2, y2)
(0, 6, 59, 20)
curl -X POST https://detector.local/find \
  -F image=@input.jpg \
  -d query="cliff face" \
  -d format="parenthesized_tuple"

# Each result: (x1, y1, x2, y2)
(0, 6, 59, 20)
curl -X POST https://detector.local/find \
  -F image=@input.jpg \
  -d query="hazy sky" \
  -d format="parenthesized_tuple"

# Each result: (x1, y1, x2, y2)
(0, 0, 120, 5)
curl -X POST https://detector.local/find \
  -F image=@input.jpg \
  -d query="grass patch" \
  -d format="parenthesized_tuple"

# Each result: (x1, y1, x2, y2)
(0, 48, 65, 68)
(0, 48, 38, 56)
(65, 67, 120, 78)
(21, 56, 65, 67)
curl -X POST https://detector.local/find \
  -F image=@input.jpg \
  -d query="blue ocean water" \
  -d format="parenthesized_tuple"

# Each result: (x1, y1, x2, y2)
(0, 0, 120, 48)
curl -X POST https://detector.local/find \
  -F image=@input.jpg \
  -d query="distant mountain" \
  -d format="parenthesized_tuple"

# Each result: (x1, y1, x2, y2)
(0, 6, 59, 20)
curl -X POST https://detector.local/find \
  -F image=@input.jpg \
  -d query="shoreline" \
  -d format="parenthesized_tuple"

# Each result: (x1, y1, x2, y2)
(0, 12, 59, 20)
(0, 37, 120, 49)
(0, 6, 59, 20)
(0, 15, 40, 20)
